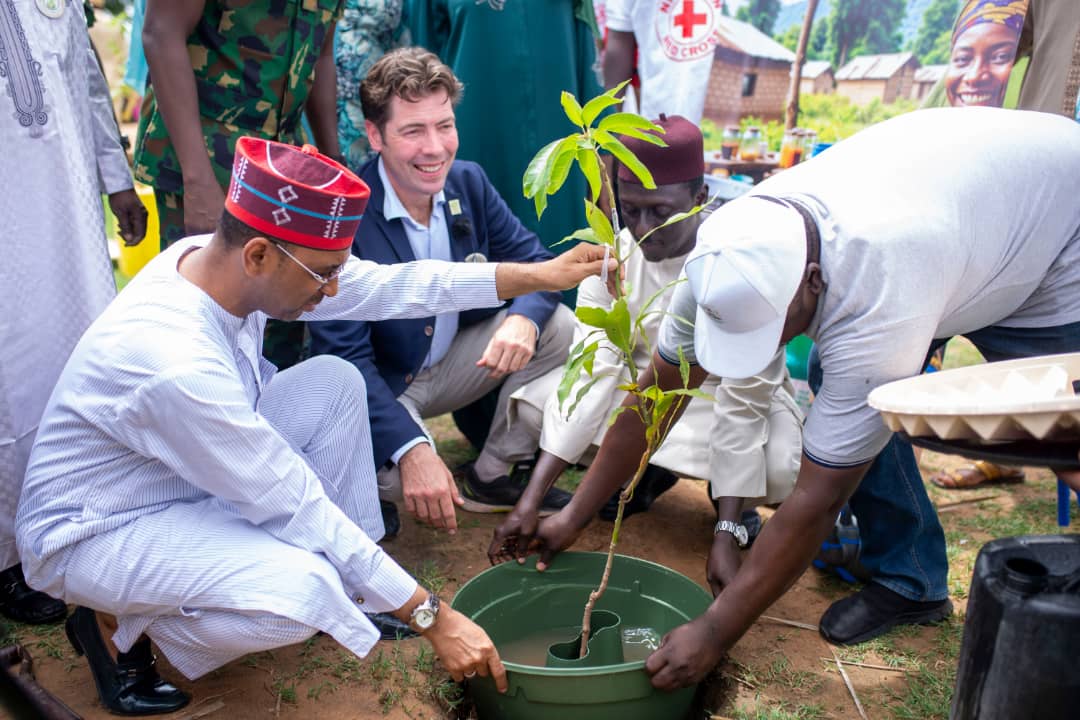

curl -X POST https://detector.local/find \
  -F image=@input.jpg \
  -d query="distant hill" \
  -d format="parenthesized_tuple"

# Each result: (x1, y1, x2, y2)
(773, 0, 937, 49)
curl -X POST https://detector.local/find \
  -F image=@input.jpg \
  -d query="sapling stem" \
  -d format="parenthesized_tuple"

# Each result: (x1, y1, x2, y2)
(579, 423, 658, 658)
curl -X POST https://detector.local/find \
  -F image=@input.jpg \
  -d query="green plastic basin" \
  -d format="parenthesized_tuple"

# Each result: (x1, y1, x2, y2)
(452, 552, 712, 720)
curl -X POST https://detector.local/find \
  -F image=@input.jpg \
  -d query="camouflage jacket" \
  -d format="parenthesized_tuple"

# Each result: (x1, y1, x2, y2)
(134, 0, 343, 193)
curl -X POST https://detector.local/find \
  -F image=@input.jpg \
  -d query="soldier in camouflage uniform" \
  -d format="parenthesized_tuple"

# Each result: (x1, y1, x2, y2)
(136, 0, 344, 368)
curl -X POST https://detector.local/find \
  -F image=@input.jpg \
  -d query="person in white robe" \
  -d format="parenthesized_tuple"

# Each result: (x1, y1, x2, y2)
(15, 136, 611, 714)
(491, 116, 802, 595)
(0, 0, 147, 625)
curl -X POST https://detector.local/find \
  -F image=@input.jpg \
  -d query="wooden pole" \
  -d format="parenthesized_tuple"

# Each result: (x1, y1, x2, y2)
(784, 0, 820, 129)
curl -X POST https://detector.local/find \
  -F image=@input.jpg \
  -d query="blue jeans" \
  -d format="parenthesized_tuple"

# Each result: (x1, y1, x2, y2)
(807, 321, 1080, 601)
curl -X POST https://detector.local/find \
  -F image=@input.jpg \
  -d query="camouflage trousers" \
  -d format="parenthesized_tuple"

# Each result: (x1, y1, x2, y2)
(156, 189, 308, 370)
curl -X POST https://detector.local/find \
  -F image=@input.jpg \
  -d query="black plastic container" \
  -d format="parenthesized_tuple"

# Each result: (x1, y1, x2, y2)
(951, 535, 1080, 720)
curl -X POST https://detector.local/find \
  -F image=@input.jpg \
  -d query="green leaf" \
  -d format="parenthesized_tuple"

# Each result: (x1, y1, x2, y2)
(652, 394, 676, 425)
(533, 190, 548, 219)
(577, 148, 602, 203)
(581, 94, 622, 127)
(565, 374, 606, 419)
(597, 113, 667, 144)
(557, 341, 599, 413)
(594, 129, 656, 189)
(546, 136, 580, 197)
(604, 297, 632, 358)
(606, 404, 632, 427)
(669, 388, 716, 402)
(605, 79, 631, 100)
(677, 345, 690, 389)
(584, 200, 616, 247)
(560, 91, 584, 127)
(575, 305, 609, 330)
(554, 227, 598, 247)
(523, 138, 563, 200)
(636, 204, 707, 246)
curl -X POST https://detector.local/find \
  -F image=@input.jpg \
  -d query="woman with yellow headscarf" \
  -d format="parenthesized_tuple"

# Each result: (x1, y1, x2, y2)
(945, 0, 1030, 107)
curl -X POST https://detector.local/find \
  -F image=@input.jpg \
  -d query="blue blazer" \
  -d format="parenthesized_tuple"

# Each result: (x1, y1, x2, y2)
(309, 157, 559, 468)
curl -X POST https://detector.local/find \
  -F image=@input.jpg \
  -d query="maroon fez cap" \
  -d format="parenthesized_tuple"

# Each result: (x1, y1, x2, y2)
(225, 137, 370, 251)
(617, 114, 705, 186)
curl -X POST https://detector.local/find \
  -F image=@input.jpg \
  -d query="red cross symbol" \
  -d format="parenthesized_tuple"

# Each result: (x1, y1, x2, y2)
(673, 0, 708, 39)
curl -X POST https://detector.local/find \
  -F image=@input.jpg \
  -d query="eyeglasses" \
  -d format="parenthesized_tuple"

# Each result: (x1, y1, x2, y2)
(273, 242, 344, 286)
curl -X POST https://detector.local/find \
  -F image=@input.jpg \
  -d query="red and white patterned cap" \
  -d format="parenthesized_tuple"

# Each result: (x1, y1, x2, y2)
(225, 137, 370, 251)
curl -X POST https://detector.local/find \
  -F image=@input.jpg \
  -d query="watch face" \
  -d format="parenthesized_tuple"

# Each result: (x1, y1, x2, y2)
(415, 608, 436, 630)
(735, 525, 749, 547)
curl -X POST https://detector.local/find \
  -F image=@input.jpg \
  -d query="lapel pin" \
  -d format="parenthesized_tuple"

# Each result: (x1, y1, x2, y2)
(449, 198, 462, 215)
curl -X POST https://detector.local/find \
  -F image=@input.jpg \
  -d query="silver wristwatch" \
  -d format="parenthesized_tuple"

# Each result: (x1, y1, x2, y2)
(408, 593, 441, 633)
(714, 520, 749, 548)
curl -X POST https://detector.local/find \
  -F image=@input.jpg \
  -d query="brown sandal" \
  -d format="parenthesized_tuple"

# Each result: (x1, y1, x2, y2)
(930, 460, 1025, 489)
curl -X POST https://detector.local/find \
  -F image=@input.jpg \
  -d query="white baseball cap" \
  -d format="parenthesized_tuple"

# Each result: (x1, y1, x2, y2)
(684, 197, 807, 379)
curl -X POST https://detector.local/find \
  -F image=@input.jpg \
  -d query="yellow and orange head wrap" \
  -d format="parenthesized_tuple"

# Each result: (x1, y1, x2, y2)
(952, 0, 1029, 46)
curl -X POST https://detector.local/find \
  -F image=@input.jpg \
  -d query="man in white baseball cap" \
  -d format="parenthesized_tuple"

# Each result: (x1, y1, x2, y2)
(528, 106, 1080, 691)
(683, 196, 809, 380)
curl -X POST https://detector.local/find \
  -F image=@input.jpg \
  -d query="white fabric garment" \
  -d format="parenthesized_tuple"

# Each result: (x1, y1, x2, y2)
(605, 0, 723, 123)
(16, 237, 500, 676)
(659, 107, 1080, 468)
(511, 229, 801, 501)
(0, 0, 130, 569)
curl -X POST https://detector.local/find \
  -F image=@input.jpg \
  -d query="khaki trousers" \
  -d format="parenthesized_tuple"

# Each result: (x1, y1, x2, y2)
(377, 305, 575, 499)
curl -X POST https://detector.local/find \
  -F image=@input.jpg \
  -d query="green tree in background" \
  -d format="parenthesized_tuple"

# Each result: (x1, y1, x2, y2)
(852, 0, 906, 56)
(736, 0, 782, 35)
(777, 20, 826, 61)
(910, 0, 959, 64)
(827, 0, 907, 67)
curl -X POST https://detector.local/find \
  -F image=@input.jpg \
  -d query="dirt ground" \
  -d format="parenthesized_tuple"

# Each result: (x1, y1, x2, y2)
(9, 428, 1073, 720)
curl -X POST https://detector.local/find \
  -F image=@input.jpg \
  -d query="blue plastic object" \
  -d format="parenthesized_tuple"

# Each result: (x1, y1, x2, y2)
(1056, 479, 1079, 527)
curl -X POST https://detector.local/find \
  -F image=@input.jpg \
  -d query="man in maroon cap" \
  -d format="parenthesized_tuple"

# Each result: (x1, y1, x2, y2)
(15, 138, 611, 714)
(489, 116, 802, 596)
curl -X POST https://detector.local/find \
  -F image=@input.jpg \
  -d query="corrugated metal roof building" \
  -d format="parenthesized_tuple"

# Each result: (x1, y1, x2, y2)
(835, 52, 921, 105)
(798, 60, 835, 95)
(703, 16, 797, 124)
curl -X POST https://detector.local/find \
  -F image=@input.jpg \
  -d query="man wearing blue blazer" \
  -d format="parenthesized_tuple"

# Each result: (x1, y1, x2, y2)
(310, 48, 575, 536)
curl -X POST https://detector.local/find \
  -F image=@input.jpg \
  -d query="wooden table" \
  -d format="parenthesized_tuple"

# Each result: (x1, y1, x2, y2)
(704, 150, 781, 184)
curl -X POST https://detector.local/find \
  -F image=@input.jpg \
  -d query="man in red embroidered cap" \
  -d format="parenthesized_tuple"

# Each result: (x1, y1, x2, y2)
(491, 116, 802, 596)
(14, 138, 612, 714)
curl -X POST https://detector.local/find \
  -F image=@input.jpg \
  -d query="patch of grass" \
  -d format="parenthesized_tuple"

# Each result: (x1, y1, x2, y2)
(411, 558, 451, 596)
(0, 618, 19, 647)
(272, 678, 298, 705)
(331, 649, 364, 683)
(555, 465, 586, 493)
(307, 680, 337, 701)
(882, 616, 964, 720)
(367, 649, 392, 682)
(379, 687, 402, 714)
(428, 676, 465, 712)
(763, 656, 823, 693)
(952, 496, 1062, 538)
(731, 698, 827, 720)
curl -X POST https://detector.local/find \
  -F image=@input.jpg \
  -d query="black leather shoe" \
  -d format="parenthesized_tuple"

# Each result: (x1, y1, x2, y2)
(0, 563, 66, 625)
(457, 462, 572, 516)
(366, 612, 419, 640)
(380, 500, 400, 540)
(598, 465, 679, 522)
(819, 583, 952, 646)
(65, 606, 189, 715)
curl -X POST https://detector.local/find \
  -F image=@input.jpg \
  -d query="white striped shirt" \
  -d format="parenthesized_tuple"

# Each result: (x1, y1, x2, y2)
(16, 236, 500, 612)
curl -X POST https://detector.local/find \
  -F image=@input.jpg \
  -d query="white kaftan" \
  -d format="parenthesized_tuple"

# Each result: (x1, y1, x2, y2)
(16, 237, 501, 677)
(0, 0, 131, 569)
